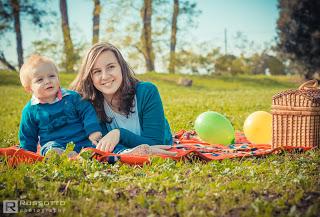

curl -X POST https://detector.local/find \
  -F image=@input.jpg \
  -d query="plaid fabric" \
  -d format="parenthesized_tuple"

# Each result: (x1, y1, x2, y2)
(0, 130, 314, 167)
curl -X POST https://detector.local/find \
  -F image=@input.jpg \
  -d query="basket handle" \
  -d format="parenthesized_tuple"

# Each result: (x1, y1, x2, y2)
(298, 80, 319, 90)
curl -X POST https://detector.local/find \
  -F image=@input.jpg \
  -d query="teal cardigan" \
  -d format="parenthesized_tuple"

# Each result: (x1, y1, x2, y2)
(101, 82, 173, 151)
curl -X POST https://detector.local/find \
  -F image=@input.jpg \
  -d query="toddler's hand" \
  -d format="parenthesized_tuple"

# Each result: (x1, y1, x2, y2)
(89, 131, 102, 145)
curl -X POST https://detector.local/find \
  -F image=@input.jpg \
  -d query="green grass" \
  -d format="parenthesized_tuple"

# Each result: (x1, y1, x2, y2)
(0, 70, 319, 217)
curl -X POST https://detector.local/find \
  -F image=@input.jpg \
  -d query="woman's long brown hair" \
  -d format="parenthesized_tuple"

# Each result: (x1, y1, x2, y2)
(70, 42, 139, 123)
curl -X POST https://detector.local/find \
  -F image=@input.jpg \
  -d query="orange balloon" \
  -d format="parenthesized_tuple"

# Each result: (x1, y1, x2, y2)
(243, 111, 272, 144)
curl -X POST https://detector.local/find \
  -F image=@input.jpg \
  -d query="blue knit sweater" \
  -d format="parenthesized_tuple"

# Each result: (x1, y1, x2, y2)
(19, 89, 101, 153)
(101, 82, 173, 149)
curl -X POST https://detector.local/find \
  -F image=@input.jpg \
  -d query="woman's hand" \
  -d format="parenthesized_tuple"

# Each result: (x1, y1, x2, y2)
(123, 144, 177, 156)
(96, 129, 120, 152)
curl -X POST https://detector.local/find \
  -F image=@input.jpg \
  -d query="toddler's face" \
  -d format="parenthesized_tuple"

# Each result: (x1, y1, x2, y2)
(30, 64, 60, 103)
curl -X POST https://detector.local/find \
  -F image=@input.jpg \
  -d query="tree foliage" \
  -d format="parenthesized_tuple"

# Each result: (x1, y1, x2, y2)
(251, 54, 285, 75)
(103, 0, 199, 73)
(175, 47, 220, 74)
(0, 0, 51, 69)
(0, 0, 48, 34)
(277, 0, 320, 79)
(31, 38, 86, 73)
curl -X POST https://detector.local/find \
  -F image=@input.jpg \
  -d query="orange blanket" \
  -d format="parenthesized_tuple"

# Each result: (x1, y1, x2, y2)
(0, 130, 313, 167)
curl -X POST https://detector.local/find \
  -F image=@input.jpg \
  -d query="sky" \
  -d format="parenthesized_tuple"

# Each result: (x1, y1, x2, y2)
(195, 0, 279, 50)
(1, 0, 279, 68)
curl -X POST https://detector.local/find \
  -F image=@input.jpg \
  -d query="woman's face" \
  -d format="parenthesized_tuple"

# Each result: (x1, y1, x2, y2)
(91, 50, 123, 100)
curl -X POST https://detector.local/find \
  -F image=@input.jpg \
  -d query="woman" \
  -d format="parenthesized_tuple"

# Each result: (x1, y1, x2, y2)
(71, 42, 174, 155)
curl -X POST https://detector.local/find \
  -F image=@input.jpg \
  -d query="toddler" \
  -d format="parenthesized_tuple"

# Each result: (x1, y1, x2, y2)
(19, 55, 102, 157)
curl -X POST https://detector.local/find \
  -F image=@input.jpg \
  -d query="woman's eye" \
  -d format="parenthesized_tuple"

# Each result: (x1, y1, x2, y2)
(36, 78, 43, 82)
(93, 70, 101, 75)
(107, 65, 114, 70)
(49, 74, 56, 78)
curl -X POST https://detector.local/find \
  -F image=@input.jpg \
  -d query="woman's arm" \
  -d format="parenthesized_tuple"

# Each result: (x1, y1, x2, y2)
(97, 83, 171, 152)
(119, 83, 166, 147)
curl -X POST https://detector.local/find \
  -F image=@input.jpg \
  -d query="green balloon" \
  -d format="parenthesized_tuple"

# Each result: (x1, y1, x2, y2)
(194, 111, 235, 145)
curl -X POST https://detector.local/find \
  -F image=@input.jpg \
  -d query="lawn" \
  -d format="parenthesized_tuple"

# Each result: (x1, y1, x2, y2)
(0, 70, 319, 217)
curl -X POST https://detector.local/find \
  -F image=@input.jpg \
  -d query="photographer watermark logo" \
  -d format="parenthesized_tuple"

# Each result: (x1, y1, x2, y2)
(2, 200, 66, 214)
(3, 200, 18, 213)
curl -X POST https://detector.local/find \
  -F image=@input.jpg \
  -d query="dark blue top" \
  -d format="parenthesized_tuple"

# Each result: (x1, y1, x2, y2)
(19, 89, 101, 153)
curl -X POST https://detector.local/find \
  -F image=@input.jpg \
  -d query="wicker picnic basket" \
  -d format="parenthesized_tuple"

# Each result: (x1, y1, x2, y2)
(271, 80, 320, 149)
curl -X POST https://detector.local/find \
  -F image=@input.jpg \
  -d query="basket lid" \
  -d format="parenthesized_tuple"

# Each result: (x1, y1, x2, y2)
(273, 80, 320, 104)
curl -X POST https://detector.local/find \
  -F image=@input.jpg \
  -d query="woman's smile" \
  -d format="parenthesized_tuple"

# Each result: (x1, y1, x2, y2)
(101, 80, 114, 87)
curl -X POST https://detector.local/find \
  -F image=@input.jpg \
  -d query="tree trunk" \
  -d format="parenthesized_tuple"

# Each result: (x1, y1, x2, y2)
(10, 0, 23, 69)
(92, 0, 100, 44)
(0, 51, 17, 71)
(60, 0, 74, 72)
(169, 0, 179, 74)
(304, 70, 316, 80)
(141, 0, 155, 72)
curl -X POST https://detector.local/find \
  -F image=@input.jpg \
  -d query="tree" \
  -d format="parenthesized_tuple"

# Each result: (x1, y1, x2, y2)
(92, 0, 101, 44)
(0, 0, 49, 70)
(0, 51, 16, 71)
(102, 1, 146, 71)
(168, 0, 179, 74)
(140, 0, 155, 72)
(175, 46, 220, 74)
(59, 0, 75, 72)
(31, 37, 87, 72)
(11, 0, 22, 69)
(277, 0, 320, 79)
(102, 0, 200, 73)
(215, 54, 237, 74)
(168, 0, 200, 73)
(251, 54, 285, 75)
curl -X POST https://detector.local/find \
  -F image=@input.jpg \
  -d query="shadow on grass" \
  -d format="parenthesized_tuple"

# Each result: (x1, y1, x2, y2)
(0, 70, 20, 86)
(188, 75, 298, 91)
(0, 70, 76, 87)
(214, 75, 297, 89)
(140, 72, 300, 91)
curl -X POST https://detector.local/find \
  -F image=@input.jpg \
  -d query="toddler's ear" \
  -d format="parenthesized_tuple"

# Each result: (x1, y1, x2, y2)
(24, 86, 32, 93)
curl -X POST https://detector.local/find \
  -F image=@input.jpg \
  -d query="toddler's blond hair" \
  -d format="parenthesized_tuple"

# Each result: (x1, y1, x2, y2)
(20, 54, 58, 91)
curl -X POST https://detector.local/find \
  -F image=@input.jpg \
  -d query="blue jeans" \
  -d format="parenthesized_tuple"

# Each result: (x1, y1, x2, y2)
(40, 141, 65, 156)
(40, 141, 96, 156)
(113, 144, 127, 154)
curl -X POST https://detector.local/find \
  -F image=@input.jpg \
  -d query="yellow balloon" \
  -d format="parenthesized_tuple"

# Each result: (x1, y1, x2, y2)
(243, 111, 272, 144)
